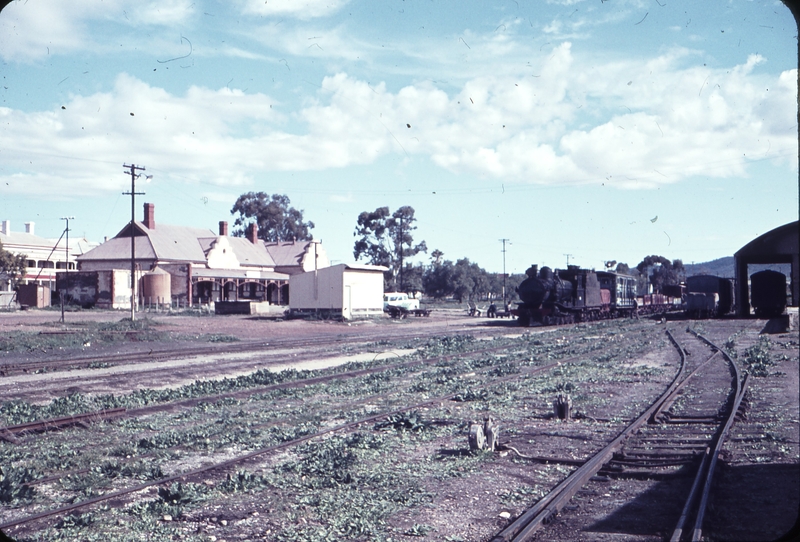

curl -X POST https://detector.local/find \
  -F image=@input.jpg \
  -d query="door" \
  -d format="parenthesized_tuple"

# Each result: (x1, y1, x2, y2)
(343, 285, 351, 319)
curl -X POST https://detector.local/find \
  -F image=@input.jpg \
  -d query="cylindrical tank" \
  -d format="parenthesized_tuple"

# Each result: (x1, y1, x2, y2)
(141, 267, 172, 303)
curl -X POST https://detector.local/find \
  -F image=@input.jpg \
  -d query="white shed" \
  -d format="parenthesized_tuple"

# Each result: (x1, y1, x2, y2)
(289, 263, 387, 319)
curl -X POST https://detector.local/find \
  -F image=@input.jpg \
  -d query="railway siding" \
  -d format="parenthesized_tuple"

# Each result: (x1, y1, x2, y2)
(0, 314, 795, 541)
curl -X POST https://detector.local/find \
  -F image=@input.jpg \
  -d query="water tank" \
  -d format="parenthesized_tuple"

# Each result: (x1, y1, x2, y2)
(141, 267, 172, 303)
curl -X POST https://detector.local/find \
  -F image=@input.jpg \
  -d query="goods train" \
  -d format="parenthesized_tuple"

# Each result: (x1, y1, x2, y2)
(513, 264, 679, 326)
(685, 275, 734, 318)
(750, 270, 787, 318)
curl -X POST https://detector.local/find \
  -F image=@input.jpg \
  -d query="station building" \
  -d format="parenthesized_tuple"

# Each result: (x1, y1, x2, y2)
(71, 203, 329, 310)
(0, 220, 96, 308)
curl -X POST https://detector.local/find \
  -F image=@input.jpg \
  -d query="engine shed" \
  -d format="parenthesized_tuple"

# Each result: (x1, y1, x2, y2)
(734, 220, 799, 316)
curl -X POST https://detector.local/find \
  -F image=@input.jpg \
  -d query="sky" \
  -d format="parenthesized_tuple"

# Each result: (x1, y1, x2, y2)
(0, 0, 797, 275)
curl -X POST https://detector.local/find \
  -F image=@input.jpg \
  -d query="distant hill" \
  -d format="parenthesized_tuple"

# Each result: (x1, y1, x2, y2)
(688, 256, 791, 279)
(688, 257, 734, 278)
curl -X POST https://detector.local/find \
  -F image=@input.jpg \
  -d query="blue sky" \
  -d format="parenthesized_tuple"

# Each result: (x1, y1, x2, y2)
(0, 0, 797, 275)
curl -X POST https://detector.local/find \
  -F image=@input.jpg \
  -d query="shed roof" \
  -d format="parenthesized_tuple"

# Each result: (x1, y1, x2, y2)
(340, 263, 389, 272)
(734, 221, 799, 261)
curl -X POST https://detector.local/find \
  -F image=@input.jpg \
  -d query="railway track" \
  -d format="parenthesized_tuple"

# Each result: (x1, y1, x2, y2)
(0, 322, 535, 406)
(0, 319, 512, 378)
(491, 327, 748, 542)
(0, 332, 598, 535)
(0, 323, 764, 540)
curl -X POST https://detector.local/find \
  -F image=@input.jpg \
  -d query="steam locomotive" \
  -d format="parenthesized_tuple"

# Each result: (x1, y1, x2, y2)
(513, 265, 643, 326)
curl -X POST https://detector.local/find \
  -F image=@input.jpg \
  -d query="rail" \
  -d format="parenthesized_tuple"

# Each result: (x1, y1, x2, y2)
(492, 328, 745, 542)
(0, 344, 586, 533)
(669, 330, 749, 542)
(491, 328, 688, 541)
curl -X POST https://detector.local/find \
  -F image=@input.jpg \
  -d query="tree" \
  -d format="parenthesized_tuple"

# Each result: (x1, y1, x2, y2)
(422, 260, 454, 300)
(636, 255, 685, 293)
(230, 193, 314, 242)
(353, 206, 427, 291)
(0, 241, 26, 289)
(450, 258, 485, 302)
(401, 263, 425, 296)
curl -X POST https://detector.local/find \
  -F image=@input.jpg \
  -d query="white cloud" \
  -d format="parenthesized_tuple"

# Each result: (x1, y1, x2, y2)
(246, 22, 371, 62)
(238, 0, 350, 19)
(0, 43, 795, 197)
(0, 0, 196, 62)
(126, 1, 196, 26)
(0, 0, 91, 61)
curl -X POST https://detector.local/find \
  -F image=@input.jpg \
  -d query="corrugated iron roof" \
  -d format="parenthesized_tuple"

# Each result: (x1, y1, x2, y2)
(198, 236, 278, 268)
(144, 222, 215, 261)
(342, 263, 389, 272)
(78, 223, 281, 270)
(77, 235, 157, 261)
(264, 240, 311, 267)
(0, 230, 61, 249)
(221, 236, 277, 267)
(79, 221, 213, 262)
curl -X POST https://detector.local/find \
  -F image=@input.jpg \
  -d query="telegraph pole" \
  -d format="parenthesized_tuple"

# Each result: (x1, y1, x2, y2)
(123, 164, 145, 321)
(396, 215, 404, 293)
(60, 216, 74, 323)
(499, 238, 510, 304)
(564, 253, 573, 267)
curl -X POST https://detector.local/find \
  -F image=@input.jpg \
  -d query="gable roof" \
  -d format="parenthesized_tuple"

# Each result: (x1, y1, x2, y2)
(78, 222, 280, 269)
(264, 240, 314, 267)
(198, 236, 277, 268)
(78, 221, 214, 263)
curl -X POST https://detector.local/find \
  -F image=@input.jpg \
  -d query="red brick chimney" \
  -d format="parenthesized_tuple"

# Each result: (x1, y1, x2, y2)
(247, 222, 258, 244)
(143, 203, 155, 230)
(219, 221, 228, 236)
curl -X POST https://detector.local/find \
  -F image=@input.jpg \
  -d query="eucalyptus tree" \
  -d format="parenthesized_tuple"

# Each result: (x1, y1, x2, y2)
(353, 205, 427, 291)
(230, 192, 314, 242)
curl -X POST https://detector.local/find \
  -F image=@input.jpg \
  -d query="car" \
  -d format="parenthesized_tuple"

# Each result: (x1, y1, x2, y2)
(383, 293, 420, 312)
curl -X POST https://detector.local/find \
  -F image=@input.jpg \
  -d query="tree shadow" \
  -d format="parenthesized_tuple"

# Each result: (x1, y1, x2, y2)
(587, 465, 696, 538)
(584, 462, 799, 541)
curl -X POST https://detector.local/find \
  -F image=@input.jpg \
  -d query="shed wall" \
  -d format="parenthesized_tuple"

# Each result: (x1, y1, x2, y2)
(343, 270, 384, 317)
(289, 266, 345, 311)
(289, 265, 384, 319)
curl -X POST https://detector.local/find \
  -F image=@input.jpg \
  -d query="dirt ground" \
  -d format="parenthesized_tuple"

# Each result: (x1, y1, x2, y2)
(0, 307, 485, 340)
(0, 309, 797, 542)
